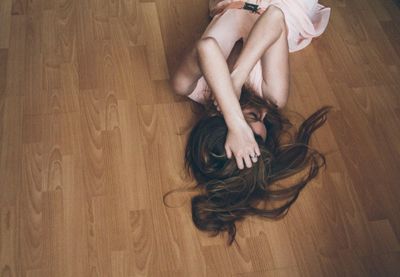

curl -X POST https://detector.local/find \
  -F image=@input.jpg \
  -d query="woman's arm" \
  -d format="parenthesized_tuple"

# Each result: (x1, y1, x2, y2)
(210, 6, 288, 111)
(196, 37, 244, 128)
(230, 6, 289, 105)
(197, 37, 260, 169)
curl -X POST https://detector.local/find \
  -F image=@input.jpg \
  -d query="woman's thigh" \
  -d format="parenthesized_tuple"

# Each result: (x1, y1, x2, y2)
(201, 9, 251, 58)
(171, 9, 250, 96)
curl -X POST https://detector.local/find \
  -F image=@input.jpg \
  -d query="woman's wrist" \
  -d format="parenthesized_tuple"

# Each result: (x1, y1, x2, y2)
(230, 68, 246, 98)
(224, 112, 248, 132)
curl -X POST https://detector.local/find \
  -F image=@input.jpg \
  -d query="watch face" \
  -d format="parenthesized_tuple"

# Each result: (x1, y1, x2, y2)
(243, 2, 260, 13)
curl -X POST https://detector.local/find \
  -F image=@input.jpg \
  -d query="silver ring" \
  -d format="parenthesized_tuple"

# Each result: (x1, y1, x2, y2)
(250, 154, 257, 159)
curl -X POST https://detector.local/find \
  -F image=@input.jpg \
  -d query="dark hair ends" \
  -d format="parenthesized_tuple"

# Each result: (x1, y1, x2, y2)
(172, 85, 332, 245)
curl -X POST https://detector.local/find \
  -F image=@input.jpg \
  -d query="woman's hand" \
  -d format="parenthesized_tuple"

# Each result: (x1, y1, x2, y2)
(196, 37, 260, 169)
(211, 93, 222, 112)
(225, 119, 261, 169)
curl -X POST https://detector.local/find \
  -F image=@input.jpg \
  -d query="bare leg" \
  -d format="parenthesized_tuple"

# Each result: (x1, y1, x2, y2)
(230, 6, 289, 107)
(170, 10, 246, 96)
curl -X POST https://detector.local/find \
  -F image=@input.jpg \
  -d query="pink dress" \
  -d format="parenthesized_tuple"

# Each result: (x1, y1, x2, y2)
(187, 0, 331, 104)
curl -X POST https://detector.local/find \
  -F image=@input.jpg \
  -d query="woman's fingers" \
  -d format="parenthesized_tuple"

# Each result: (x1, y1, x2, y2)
(211, 94, 218, 106)
(226, 146, 256, 169)
(225, 145, 232, 159)
(235, 156, 245, 170)
(243, 155, 252, 168)
(235, 153, 256, 169)
(213, 99, 221, 112)
(235, 152, 259, 169)
(224, 122, 261, 170)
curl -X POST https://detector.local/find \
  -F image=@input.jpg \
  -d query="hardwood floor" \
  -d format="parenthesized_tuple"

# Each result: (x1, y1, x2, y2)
(0, 0, 399, 276)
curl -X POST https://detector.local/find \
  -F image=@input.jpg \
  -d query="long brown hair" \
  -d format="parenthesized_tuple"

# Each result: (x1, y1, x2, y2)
(183, 85, 332, 245)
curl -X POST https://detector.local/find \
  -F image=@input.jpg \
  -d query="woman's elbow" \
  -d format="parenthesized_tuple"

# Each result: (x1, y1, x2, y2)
(264, 92, 288, 109)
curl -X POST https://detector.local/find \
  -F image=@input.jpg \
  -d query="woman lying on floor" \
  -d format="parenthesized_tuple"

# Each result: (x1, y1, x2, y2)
(169, 0, 331, 244)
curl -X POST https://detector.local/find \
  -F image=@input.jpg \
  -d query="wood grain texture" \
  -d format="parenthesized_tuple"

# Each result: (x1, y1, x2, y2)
(1, 0, 400, 276)
(0, 0, 13, 49)
(140, 2, 169, 80)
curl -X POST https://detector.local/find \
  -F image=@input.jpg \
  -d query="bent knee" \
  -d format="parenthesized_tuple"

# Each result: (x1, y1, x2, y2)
(266, 6, 285, 20)
(169, 76, 195, 96)
(265, 6, 287, 33)
(196, 36, 218, 52)
(169, 77, 186, 96)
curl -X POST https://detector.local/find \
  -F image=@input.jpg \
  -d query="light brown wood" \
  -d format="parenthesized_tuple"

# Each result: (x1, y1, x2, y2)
(141, 2, 169, 80)
(0, 0, 399, 276)
(0, 0, 12, 49)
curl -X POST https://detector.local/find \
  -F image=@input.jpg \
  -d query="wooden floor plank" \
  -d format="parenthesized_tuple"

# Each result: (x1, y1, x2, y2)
(0, 206, 18, 276)
(140, 2, 169, 80)
(18, 143, 44, 271)
(1, 0, 400, 276)
(0, 96, 23, 206)
(0, 0, 13, 49)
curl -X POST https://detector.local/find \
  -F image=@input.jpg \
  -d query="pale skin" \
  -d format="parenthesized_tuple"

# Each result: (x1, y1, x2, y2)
(170, 6, 289, 170)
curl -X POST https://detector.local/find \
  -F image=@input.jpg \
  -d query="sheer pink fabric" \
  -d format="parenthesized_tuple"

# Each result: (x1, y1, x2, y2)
(188, 0, 331, 104)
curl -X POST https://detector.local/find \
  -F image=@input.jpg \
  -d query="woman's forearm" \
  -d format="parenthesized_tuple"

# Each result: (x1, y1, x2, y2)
(196, 37, 245, 130)
(231, 7, 287, 90)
